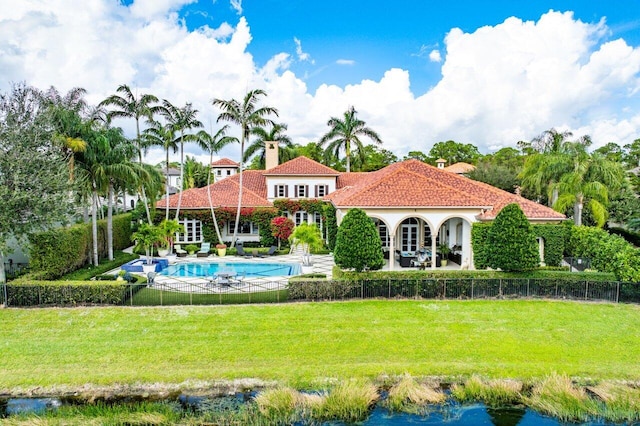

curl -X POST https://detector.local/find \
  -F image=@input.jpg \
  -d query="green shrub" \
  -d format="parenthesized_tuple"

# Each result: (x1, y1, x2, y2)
(334, 208, 384, 272)
(486, 204, 540, 271)
(608, 226, 640, 247)
(533, 224, 568, 267)
(5, 281, 136, 306)
(471, 222, 492, 269)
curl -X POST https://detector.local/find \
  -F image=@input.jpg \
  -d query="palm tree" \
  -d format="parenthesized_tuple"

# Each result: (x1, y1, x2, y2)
(318, 106, 383, 173)
(552, 144, 625, 227)
(213, 89, 278, 247)
(142, 120, 178, 220)
(244, 122, 293, 169)
(161, 101, 203, 221)
(99, 84, 162, 224)
(195, 126, 238, 244)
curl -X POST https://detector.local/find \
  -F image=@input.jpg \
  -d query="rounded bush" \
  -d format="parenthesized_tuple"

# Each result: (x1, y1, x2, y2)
(334, 208, 384, 272)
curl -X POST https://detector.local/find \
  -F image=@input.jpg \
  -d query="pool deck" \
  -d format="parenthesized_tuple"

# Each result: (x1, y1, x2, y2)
(121, 249, 335, 293)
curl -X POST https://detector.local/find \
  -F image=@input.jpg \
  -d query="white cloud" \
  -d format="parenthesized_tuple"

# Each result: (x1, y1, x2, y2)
(229, 0, 242, 15)
(293, 37, 313, 64)
(1, 4, 639, 166)
(428, 49, 441, 62)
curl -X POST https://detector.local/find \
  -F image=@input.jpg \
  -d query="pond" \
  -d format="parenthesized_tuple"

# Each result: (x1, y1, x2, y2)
(0, 397, 613, 425)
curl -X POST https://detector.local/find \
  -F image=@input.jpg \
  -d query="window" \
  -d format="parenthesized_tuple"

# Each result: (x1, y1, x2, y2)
(423, 225, 432, 247)
(226, 170, 231, 175)
(315, 184, 329, 197)
(228, 220, 259, 235)
(295, 184, 309, 198)
(314, 212, 326, 239)
(176, 219, 203, 243)
(372, 218, 388, 248)
(275, 184, 288, 198)
(216, 170, 222, 176)
(294, 211, 308, 226)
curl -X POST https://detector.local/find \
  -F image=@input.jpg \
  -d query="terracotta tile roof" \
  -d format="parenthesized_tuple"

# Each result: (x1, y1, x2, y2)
(444, 162, 476, 174)
(264, 156, 340, 176)
(326, 159, 565, 220)
(156, 170, 269, 209)
(337, 172, 368, 189)
(211, 158, 239, 167)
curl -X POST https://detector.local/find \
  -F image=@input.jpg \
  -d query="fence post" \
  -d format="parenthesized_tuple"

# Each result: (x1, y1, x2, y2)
(130, 285, 133, 306)
(2, 282, 7, 307)
(388, 279, 391, 299)
(585, 281, 588, 300)
(471, 280, 474, 300)
(443, 280, 447, 300)
(527, 278, 530, 297)
(190, 283, 193, 305)
(616, 282, 620, 303)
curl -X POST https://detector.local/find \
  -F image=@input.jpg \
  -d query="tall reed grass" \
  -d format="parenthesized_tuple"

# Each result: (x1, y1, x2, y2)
(386, 374, 445, 412)
(451, 375, 523, 407)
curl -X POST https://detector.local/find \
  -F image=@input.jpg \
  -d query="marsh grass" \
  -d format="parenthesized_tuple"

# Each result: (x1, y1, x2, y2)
(451, 375, 523, 407)
(589, 382, 640, 423)
(386, 374, 445, 413)
(313, 379, 379, 423)
(525, 373, 601, 422)
(3, 401, 187, 426)
(253, 387, 299, 422)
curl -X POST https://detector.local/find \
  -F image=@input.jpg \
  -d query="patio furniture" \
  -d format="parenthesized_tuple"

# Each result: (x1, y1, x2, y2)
(399, 251, 415, 267)
(411, 248, 431, 269)
(197, 242, 211, 257)
(174, 244, 187, 257)
(147, 272, 156, 285)
(235, 242, 252, 257)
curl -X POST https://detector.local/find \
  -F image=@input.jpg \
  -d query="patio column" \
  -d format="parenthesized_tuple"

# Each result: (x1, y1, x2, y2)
(389, 234, 395, 271)
(431, 233, 437, 270)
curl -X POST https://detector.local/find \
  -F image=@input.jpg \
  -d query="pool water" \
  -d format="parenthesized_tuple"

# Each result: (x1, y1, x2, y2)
(159, 262, 301, 278)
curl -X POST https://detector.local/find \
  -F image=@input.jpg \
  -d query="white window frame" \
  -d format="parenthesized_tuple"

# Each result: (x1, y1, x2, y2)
(176, 219, 203, 243)
(275, 184, 288, 198)
(228, 220, 259, 235)
(295, 184, 308, 198)
(294, 211, 308, 226)
(315, 184, 328, 197)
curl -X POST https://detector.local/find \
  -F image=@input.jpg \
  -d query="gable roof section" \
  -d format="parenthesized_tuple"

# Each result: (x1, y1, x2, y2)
(263, 156, 340, 176)
(326, 159, 565, 220)
(444, 162, 475, 174)
(211, 158, 239, 167)
(157, 170, 269, 209)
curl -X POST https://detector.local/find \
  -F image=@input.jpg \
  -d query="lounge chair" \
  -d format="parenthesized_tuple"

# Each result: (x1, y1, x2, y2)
(256, 246, 277, 257)
(235, 242, 252, 257)
(174, 244, 187, 257)
(197, 242, 211, 257)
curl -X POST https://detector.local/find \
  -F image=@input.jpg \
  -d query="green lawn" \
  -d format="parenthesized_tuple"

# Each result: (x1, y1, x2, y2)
(1, 300, 639, 390)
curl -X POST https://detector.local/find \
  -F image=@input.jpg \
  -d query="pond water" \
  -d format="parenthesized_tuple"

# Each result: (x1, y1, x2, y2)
(158, 261, 301, 278)
(1, 397, 612, 425)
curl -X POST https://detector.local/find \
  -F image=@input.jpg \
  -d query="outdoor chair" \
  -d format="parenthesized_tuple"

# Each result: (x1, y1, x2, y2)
(197, 242, 211, 257)
(147, 271, 156, 285)
(174, 244, 187, 257)
(235, 242, 252, 257)
(256, 245, 277, 257)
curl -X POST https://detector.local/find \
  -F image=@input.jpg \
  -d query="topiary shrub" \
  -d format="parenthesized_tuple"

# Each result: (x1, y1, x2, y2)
(486, 203, 539, 271)
(471, 223, 492, 269)
(334, 208, 384, 272)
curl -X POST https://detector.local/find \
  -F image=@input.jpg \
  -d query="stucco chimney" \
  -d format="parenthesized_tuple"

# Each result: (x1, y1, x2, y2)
(436, 158, 446, 169)
(265, 141, 279, 170)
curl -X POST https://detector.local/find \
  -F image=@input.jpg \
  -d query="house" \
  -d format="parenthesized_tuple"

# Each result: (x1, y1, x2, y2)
(211, 158, 239, 182)
(158, 143, 564, 269)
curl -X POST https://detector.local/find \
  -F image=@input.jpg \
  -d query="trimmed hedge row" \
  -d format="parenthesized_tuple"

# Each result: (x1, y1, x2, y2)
(28, 213, 132, 280)
(608, 226, 640, 247)
(288, 278, 639, 303)
(4, 281, 146, 307)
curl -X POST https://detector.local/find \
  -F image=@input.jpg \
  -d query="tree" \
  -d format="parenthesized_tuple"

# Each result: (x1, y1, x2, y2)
(428, 140, 481, 165)
(289, 222, 323, 266)
(244, 122, 293, 169)
(195, 126, 237, 244)
(0, 84, 73, 286)
(468, 163, 520, 193)
(349, 145, 398, 172)
(334, 208, 384, 272)
(142, 119, 177, 220)
(270, 216, 294, 249)
(161, 101, 203, 221)
(623, 138, 640, 168)
(552, 146, 624, 227)
(486, 203, 539, 272)
(213, 89, 278, 248)
(319, 106, 383, 173)
(594, 142, 624, 163)
(99, 84, 162, 224)
(402, 150, 429, 163)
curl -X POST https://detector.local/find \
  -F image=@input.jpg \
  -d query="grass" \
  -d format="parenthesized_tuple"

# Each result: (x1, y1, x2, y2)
(450, 375, 523, 406)
(386, 375, 445, 412)
(0, 300, 639, 391)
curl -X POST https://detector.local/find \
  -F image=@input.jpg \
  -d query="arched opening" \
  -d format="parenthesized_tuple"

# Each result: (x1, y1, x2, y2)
(437, 216, 473, 268)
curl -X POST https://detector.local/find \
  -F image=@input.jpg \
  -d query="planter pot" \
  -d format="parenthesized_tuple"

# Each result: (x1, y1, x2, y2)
(217, 247, 227, 257)
(157, 248, 169, 257)
(165, 254, 177, 264)
(142, 264, 156, 274)
(301, 265, 314, 274)
(440, 259, 448, 267)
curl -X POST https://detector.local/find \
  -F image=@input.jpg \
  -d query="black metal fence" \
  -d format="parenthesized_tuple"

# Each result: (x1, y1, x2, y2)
(1, 278, 638, 307)
(3, 262, 29, 280)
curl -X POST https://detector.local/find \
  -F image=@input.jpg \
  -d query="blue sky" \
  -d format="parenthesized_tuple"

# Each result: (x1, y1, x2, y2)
(178, 0, 640, 94)
(1, 0, 640, 164)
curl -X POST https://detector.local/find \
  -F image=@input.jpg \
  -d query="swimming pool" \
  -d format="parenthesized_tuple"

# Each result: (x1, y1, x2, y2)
(158, 262, 301, 278)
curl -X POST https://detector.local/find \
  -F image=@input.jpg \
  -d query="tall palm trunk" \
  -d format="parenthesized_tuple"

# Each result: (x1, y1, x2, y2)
(107, 182, 114, 261)
(175, 137, 184, 221)
(232, 135, 244, 248)
(208, 150, 223, 243)
(575, 195, 584, 226)
(345, 140, 351, 173)
(165, 148, 170, 221)
(136, 119, 152, 225)
(91, 187, 99, 266)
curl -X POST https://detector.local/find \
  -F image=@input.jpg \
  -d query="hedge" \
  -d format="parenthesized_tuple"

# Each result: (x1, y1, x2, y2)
(28, 213, 133, 280)
(608, 226, 640, 247)
(4, 280, 146, 307)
